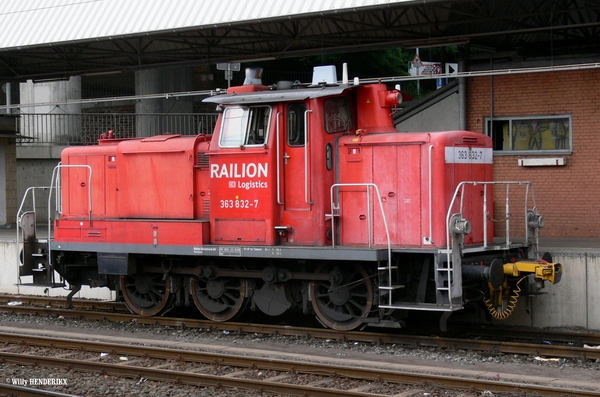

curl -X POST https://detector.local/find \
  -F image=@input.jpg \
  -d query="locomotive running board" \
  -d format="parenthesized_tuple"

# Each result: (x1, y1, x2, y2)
(47, 241, 391, 262)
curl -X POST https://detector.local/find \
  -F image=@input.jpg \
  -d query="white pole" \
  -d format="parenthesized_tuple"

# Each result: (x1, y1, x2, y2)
(5, 82, 10, 114)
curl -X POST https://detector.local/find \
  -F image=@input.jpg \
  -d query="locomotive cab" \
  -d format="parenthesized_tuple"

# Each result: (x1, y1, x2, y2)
(204, 68, 402, 247)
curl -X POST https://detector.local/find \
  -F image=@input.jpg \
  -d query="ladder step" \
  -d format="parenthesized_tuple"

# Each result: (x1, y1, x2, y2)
(379, 285, 405, 290)
(379, 303, 463, 311)
(377, 266, 398, 270)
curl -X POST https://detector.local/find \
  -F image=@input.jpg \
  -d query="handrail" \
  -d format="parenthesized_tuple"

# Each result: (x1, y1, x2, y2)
(16, 112, 218, 145)
(304, 109, 313, 205)
(445, 181, 539, 288)
(16, 186, 52, 230)
(483, 184, 488, 247)
(276, 111, 283, 205)
(16, 186, 53, 285)
(49, 164, 93, 220)
(329, 182, 392, 273)
(47, 164, 93, 269)
(426, 144, 434, 244)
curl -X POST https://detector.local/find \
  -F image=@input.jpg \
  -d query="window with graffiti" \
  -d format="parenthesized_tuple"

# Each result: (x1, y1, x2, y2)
(485, 115, 571, 153)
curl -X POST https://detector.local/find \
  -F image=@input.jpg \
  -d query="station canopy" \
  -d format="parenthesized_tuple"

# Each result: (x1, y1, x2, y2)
(0, 0, 599, 81)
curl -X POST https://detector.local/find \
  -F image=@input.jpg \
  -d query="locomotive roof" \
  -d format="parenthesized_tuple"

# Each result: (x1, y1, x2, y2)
(203, 85, 351, 105)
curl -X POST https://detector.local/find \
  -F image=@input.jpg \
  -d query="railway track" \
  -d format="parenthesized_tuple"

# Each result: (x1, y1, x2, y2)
(1, 295, 599, 362)
(0, 329, 598, 396)
(0, 383, 81, 397)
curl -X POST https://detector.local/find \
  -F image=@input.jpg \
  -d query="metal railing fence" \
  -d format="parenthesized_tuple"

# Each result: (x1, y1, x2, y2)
(16, 113, 218, 145)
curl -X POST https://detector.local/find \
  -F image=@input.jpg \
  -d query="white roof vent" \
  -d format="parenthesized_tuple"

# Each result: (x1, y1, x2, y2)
(312, 65, 337, 85)
(244, 67, 263, 85)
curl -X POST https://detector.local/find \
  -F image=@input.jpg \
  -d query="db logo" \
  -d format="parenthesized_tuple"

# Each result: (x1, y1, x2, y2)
(228, 181, 236, 188)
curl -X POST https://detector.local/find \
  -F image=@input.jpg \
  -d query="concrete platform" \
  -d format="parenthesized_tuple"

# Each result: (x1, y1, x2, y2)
(0, 226, 598, 329)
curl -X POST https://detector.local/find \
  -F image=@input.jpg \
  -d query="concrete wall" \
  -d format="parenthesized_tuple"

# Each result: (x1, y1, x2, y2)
(396, 86, 460, 132)
(20, 77, 82, 143)
(135, 66, 194, 136)
(0, 236, 113, 299)
(0, 141, 18, 228)
(1, 126, 17, 228)
(456, 245, 599, 331)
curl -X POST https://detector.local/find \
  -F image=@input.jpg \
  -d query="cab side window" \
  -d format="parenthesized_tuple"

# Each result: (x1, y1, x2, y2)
(246, 106, 269, 145)
(220, 105, 271, 147)
(287, 103, 306, 146)
(323, 97, 352, 133)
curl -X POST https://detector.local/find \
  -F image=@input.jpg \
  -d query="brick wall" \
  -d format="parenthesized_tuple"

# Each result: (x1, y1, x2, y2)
(467, 69, 600, 238)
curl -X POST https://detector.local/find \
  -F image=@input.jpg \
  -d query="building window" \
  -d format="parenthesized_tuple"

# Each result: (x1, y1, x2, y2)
(220, 105, 271, 147)
(485, 115, 571, 153)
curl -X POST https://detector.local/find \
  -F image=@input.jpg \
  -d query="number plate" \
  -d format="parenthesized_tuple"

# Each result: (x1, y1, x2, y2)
(445, 147, 493, 164)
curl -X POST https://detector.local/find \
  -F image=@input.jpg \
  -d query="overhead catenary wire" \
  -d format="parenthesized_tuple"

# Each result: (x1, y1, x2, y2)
(3, 61, 600, 112)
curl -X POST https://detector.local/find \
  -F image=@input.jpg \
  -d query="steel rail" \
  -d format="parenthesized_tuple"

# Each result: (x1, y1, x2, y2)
(0, 295, 126, 312)
(0, 332, 597, 397)
(3, 295, 600, 345)
(2, 299, 600, 361)
(0, 384, 80, 397)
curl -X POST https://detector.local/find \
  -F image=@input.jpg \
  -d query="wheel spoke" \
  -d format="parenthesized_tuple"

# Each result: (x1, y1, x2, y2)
(310, 263, 373, 331)
(120, 274, 171, 316)
(191, 263, 247, 322)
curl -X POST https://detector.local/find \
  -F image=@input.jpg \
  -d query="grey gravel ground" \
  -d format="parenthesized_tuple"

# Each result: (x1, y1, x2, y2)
(0, 311, 598, 396)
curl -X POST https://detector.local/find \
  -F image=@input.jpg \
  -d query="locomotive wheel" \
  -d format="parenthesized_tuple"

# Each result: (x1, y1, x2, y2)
(310, 262, 373, 331)
(120, 274, 171, 316)
(191, 263, 247, 321)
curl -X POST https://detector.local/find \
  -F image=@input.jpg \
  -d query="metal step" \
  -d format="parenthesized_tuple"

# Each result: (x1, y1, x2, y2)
(378, 303, 463, 311)
(378, 285, 405, 290)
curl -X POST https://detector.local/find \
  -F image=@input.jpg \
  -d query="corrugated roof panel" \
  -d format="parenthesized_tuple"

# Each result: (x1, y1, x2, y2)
(0, 0, 416, 50)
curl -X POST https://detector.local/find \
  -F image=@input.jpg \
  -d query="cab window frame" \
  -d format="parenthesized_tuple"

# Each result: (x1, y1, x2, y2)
(323, 97, 353, 134)
(286, 102, 307, 147)
(219, 105, 272, 148)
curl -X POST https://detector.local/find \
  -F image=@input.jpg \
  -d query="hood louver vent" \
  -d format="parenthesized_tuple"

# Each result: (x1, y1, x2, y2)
(197, 152, 210, 168)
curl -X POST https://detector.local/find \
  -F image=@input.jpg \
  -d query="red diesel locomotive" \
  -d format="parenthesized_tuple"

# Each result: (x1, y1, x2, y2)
(18, 66, 562, 330)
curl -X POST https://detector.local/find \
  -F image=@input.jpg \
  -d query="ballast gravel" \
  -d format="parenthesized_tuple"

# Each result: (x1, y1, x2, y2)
(0, 311, 598, 397)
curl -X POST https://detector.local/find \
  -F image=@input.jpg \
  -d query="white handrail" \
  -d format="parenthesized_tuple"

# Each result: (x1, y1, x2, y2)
(46, 164, 93, 268)
(16, 186, 53, 286)
(304, 109, 313, 205)
(329, 182, 392, 275)
(445, 180, 539, 287)
(276, 111, 283, 205)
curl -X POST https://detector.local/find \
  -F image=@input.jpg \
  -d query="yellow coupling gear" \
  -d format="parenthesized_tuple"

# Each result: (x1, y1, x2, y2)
(503, 259, 562, 284)
(483, 255, 562, 320)
(483, 277, 526, 320)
